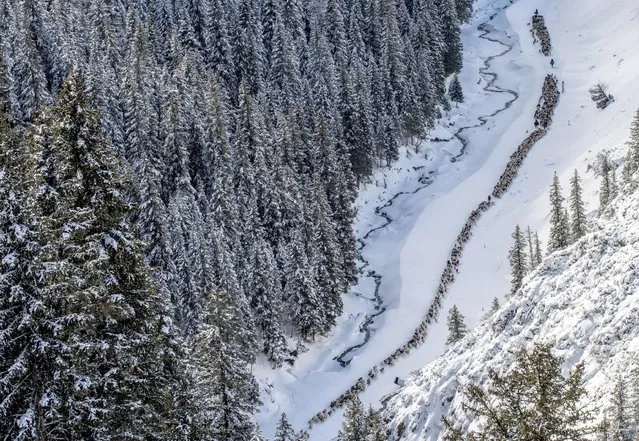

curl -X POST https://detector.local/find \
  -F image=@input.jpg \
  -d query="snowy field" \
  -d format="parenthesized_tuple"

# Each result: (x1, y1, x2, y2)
(256, 0, 639, 438)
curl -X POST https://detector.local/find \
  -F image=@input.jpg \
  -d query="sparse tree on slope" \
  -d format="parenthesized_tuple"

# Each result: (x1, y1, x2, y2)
(610, 377, 634, 441)
(449, 74, 464, 105)
(600, 154, 615, 213)
(630, 365, 639, 440)
(548, 172, 570, 252)
(444, 343, 593, 441)
(490, 297, 500, 315)
(570, 169, 588, 241)
(526, 226, 535, 270)
(339, 395, 367, 441)
(623, 109, 639, 183)
(534, 231, 544, 267)
(275, 412, 295, 441)
(509, 225, 528, 295)
(366, 406, 387, 441)
(446, 305, 467, 344)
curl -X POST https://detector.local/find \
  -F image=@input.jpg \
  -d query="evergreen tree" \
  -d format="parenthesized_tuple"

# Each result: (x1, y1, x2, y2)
(534, 231, 543, 267)
(275, 413, 296, 441)
(526, 226, 535, 271)
(0, 86, 48, 440)
(434, 0, 463, 75)
(446, 305, 467, 344)
(630, 365, 639, 440)
(448, 74, 464, 104)
(600, 154, 613, 212)
(570, 170, 588, 241)
(190, 291, 261, 441)
(509, 225, 528, 295)
(24, 71, 187, 440)
(610, 377, 634, 441)
(338, 395, 367, 441)
(251, 230, 287, 366)
(365, 406, 387, 441)
(490, 297, 500, 315)
(444, 343, 593, 441)
(623, 109, 639, 183)
(548, 172, 570, 252)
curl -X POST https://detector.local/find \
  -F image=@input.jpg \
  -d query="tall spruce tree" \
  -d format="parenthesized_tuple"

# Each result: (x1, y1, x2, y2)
(599, 154, 614, 213)
(526, 226, 535, 271)
(448, 74, 464, 105)
(446, 305, 467, 344)
(365, 406, 387, 441)
(190, 290, 261, 441)
(338, 395, 367, 441)
(0, 83, 48, 440)
(534, 231, 543, 267)
(622, 109, 639, 183)
(509, 225, 528, 295)
(610, 377, 634, 441)
(570, 170, 587, 241)
(548, 172, 570, 252)
(24, 71, 187, 440)
(275, 413, 296, 441)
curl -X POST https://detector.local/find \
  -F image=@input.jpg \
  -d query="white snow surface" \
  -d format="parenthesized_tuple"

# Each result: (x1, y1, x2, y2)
(385, 160, 639, 440)
(256, 0, 639, 438)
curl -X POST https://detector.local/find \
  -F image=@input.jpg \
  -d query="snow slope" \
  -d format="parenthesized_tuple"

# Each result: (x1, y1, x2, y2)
(384, 162, 639, 440)
(257, 0, 639, 438)
(382, 0, 639, 438)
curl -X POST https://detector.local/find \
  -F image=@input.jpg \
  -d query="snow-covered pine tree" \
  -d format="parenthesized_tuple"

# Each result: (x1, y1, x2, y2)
(454, 0, 474, 23)
(490, 297, 500, 315)
(446, 305, 467, 344)
(589, 82, 613, 110)
(338, 395, 367, 441)
(251, 229, 287, 366)
(275, 413, 296, 441)
(599, 154, 613, 213)
(365, 406, 387, 441)
(570, 169, 587, 241)
(509, 225, 528, 295)
(306, 173, 345, 330)
(7, 7, 51, 121)
(251, 427, 268, 441)
(526, 226, 536, 271)
(534, 231, 543, 266)
(548, 172, 570, 252)
(622, 109, 639, 183)
(610, 377, 634, 441)
(631, 365, 639, 439)
(611, 165, 619, 201)
(446, 344, 593, 440)
(190, 290, 261, 441)
(29, 71, 188, 440)
(282, 219, 326, 340)
(434, 0, 463, 75)
(449, 74, 464, 105)
(0, 88, 49, 440)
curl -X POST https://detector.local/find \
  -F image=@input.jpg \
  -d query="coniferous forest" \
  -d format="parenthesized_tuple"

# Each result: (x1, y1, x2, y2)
(0, 0, 472, 438)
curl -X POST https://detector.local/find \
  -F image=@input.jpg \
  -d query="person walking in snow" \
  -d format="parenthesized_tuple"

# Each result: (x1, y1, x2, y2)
(550, 58, 555, 68)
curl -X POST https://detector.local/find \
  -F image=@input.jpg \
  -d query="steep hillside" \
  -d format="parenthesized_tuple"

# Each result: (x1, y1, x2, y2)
(384, 177, 639, 439)
(382, 0, 639, 438)
(382, 0, 639, 434)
